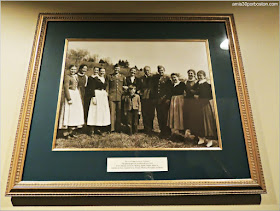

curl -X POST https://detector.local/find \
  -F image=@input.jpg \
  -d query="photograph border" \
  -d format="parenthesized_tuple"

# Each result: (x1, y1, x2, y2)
(6, 13, 266, 196)
(52, 38, 223, 151)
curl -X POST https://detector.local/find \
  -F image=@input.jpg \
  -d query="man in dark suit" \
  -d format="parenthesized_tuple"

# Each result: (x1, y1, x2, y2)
(125, 67, 141, 94)
(107, 64, 127, 132)
(140, 66, 154, 134)
(150, 65, 172, 137)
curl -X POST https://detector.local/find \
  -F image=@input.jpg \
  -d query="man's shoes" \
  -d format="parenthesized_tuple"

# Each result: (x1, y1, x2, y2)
(127, 125, 132, 136)
(159, 132, 170, 139)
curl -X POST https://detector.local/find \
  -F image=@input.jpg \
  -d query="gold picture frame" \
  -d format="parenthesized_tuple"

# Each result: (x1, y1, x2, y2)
(6, 13, 266, 197)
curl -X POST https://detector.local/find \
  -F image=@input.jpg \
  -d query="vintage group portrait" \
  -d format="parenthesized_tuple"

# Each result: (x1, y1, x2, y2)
(6, 13, 266, 199)
(53, 39, 222, 150)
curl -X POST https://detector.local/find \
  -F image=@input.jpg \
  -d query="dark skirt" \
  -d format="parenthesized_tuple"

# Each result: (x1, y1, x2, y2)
(184, 98, 217, 139)
(183, 98, 200, 131)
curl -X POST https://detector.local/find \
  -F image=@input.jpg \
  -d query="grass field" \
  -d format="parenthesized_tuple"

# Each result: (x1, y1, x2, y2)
(55, 113, 219, 149)
(55, 130, 219, 149)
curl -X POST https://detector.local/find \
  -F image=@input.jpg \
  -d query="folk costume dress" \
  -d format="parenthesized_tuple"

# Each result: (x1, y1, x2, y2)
(167, 81, 185, 131)
(183, 78, 199, 131)
(87, 76, 111, 126)
(77, 72, 88, 106)
(77, 72, 88, 123)
(192, 79, 217, 139)
(59, 74, 84, 129)
(84, 74, 98, 124)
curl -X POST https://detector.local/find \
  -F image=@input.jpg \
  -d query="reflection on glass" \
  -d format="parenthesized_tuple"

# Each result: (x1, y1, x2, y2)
(220, 39, 229, 50)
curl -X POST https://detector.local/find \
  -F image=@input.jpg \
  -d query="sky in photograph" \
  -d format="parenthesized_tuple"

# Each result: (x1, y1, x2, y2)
(67, 40, 212, 79)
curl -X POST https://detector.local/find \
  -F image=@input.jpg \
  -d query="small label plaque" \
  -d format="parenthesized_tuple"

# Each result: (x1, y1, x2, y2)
(107, 157, 168, 172)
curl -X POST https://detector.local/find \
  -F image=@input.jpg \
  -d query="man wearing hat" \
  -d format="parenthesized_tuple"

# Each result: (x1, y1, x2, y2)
(150, 65, 172, 137)
(107, 64, 127, 132)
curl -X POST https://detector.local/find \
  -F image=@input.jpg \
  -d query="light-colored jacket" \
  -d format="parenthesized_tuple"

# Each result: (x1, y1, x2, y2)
(123, 94, 141, 112)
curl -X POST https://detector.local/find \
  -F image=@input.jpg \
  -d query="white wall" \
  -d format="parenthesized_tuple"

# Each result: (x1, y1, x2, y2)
(1, 1, 279, 210)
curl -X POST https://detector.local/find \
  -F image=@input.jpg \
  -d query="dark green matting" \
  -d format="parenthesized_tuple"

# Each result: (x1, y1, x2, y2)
(22, 21, 250, 181)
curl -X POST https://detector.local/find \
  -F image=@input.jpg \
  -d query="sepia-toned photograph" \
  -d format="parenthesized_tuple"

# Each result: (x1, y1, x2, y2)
(53, 39, 221, 150)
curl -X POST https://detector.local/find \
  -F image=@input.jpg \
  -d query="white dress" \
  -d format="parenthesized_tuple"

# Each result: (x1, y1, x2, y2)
(59, 74, 84, 129)
(87, 76, 111, 126)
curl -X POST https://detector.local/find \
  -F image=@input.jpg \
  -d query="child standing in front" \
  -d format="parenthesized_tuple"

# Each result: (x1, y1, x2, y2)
(123, 85, 141, 135)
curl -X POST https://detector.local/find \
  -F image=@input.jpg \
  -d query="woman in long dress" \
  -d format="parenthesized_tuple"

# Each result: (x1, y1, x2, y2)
(77, 64, 88, 125)
(192, 70, 217, 147)
(87, 67, 111, 135)
(84, 66, 99, 126)
(167, 73, 185, 134)
(77, 64, 88, 105)
(59, 65, 84, 137)
(183, 69, 198, 139)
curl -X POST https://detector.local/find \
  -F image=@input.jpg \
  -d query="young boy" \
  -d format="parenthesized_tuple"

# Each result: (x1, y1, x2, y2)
(123, 85, 141, 135)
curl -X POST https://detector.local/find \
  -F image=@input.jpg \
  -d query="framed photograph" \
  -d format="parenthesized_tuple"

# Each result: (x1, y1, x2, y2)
(6, 13, 266, 197)
(53, 39, 222, 150)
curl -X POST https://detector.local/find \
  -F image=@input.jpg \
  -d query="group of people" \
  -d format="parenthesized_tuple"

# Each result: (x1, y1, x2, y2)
(58, 63, 217, 147)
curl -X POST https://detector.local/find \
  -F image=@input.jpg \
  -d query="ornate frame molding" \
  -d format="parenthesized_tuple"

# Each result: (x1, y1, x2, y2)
(6, 13, 266, 196)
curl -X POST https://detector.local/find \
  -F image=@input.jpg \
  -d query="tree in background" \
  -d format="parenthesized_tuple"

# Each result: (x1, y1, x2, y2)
(124, 60, 129, 68)
(118, 59, 129, 68)
(103, 57, 113, 65)
(67, 49, 90, 64)
(99, 59, 106, 66)
(92, 54, 100, 63)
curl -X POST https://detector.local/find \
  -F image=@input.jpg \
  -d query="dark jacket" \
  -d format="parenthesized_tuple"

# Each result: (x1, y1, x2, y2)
(150, 74, 172, 100)
(77, 73, 88, 102)
(85, 75, 98, 99)
(192, 81, 213, 100)
(171, 82, 185, 96)
(185, 80, 197, 98)
(94, 76, 108, 93)
(125, 76, 141, 93)
(140, 74, 153, 100)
